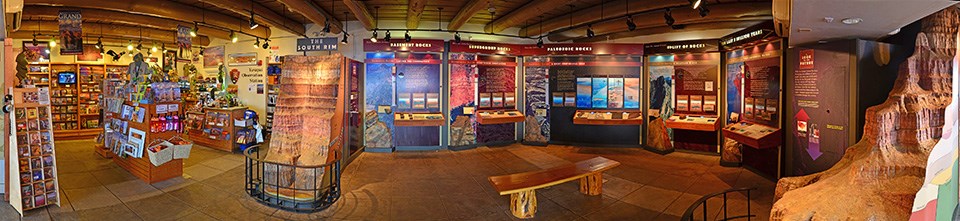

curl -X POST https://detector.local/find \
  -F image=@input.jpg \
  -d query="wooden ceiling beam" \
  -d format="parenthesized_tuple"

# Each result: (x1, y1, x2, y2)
(519, 0, 693, 38)
(484, 0, 577, 34)
(14, 20, 211, 46)
(574, 20, 763, 43)
(343, 0, 375, 30)
(23, 0, 271, 39)
(547, 2, 771, 42)
(406, 0, 428, 29)
(23, 6, 232, 40)
(448, 0, 487, 31)
(198, 0, 306, 36)
(276, 0, 342, 34)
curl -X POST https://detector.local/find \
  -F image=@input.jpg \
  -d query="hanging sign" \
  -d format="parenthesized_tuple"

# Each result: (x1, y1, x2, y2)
(58, 10, 83, 55)
(644, 39, 719, 54)
(176, 25, 192, 50)
(363, 39, 445, 52)
(517, 43, 644, 56)
(296, 37, 339, 51)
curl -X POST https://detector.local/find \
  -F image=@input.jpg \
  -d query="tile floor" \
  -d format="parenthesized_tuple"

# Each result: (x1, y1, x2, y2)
(1, 139, 775, 221)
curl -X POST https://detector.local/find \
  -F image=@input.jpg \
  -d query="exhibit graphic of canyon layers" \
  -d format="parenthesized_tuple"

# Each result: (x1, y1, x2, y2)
(772, 8, 958, 220)
(263, 55, 342, 199)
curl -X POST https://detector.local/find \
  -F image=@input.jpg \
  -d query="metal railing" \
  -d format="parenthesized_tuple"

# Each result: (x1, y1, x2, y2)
(244, 136, 342, 212)
(681, 187, 757, 221)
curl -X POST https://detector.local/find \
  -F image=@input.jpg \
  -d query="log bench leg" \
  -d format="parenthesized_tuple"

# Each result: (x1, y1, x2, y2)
(510, 190, 537, 219)
(579, 173, 603, 195)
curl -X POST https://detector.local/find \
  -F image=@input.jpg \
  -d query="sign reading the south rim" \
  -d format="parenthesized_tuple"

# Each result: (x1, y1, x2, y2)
(296, 38, 339, 51)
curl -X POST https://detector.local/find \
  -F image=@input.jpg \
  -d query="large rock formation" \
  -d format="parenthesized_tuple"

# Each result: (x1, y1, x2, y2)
(772, 8, 957, 220)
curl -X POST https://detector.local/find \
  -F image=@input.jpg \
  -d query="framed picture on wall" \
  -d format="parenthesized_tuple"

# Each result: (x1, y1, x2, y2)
(504, 92, 515, 107)
(426, 93, 439, 109)
(552, 92, 564, 107)
(492, 93, 504, 107)
(21, 42, 51, 63)
(479, 93, 491, 108)
(564, 92, 576, 107)
(412, 93, 426, 109)
(397, 93, 411, 109)
(608, 78, 624, 109)
(163, 50, 177, 73)
(704, 96, 717, 112)
(624, 78, 641, 109)
(228, 52, 259, 66)
(690, 96, 703, 112)
(676, 95, 690, 112)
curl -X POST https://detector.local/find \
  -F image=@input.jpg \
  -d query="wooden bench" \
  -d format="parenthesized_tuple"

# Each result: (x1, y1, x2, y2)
(487, 157, 620, 219)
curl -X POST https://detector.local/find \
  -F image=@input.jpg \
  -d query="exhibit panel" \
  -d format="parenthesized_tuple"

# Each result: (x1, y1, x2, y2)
(719, 23, 785, 177)
(523, 56, 550, 144)
(784, 39, 899, 176)
(362, 40, 445, 151)
(524, 52, 643, 147)
(448, 42, 524, 148)
(644, 40, 722, 153)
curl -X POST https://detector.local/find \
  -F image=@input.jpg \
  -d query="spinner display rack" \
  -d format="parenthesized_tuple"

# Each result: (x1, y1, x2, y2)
(6, 88, 62, 216)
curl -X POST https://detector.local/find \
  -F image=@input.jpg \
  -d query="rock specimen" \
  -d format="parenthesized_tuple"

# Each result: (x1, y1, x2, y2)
(450, 116, 477, 146)
(263, 55, 342, 199)
(772, 8, 956, 220)
(721, 138, 743, 163)
(647, 117, 674, 152)
(363, 110, 393, 148)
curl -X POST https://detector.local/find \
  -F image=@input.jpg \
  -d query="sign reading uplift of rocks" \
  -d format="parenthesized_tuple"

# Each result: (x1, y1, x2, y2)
(771, 8, 957, 220)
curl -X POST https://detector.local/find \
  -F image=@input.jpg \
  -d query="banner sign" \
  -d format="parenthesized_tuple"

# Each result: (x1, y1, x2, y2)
(720, 21, 777, 49)
(176, 25, 192, 49)
(296, 37, 339, 51)
(644, 39, 719, 54)
(58, 10, 82, 55)
(363, 39, 445, 52)
(517, 43, 644, 56)
(449, 41, 524, 55)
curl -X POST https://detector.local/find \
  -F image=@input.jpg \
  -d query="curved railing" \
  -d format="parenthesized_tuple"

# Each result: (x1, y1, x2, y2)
(244, 136, 342, 212)
(681, 187, 757, 221)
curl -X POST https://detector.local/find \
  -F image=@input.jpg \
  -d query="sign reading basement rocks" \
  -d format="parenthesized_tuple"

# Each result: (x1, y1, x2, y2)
(296, 37, 339, 51)
(363, 39, 445, 52)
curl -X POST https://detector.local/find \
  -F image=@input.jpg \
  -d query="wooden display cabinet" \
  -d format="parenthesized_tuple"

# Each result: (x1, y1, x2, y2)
(572, 110, 643, 125)
(664, 115, 721, 131)
(189, 107, 249, 152)
(393, 112, 445, 126)
(24, 62, 124, 139)
(722, 122, 782, 149)
(109, 102, 183, 184)
(476, 110, 525, 125)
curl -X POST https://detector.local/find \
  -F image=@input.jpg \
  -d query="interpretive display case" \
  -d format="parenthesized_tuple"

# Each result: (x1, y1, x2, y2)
(645, 40, 722, 153)
(572, 110, 643, 125)
(189, 107, 248, 152)
(394, 112, 446, 126)
(476, 110, 525, 125)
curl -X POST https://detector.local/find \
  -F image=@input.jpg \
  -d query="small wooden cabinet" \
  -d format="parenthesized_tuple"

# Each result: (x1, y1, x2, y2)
(189, 107, 249, 152)
(476, 110, 525, 125)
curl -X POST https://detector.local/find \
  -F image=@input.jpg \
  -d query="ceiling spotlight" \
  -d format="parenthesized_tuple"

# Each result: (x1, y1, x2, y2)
(536, 37, 544, 48)
(249, 11, 259, 29)
(127, 40, 133, 51)
(404, 30, 412, 42)
(384, 30, 391, 41)
(698, 6, 710, 17)
(341, 33, 349, 45)
(626, 16, 637, 31)
(586, 25, 595, 38)
(689, 0, 702, 9)
(49, 36, 57, 47)
(32, 35, 38, 46)
(199, 47, 205, 56)
(454, 32, 462, 43)
(152, 43, 158, 52)
(95, 37, 103, 49)
(664, 9, 675, 26)
(322, 22, 331, 33)
(262, 38, 270, 49)
(370, 29, 378, 43)
(190, 22, 199, 37)
(230, 31, 238, 43)
(254, 37, 260, 48)
(136, 41, 142, 51)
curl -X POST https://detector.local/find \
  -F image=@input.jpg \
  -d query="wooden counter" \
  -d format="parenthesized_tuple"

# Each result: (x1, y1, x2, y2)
(664, 115, 720, 131)
(572, 110, 643, 125)
(189, 107, 248, 152)
(476, 110, 525, 125)
(722, 122, 782, 149)
(393, 112, 445, 127)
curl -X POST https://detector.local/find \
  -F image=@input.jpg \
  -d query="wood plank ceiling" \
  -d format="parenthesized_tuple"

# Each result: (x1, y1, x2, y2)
(14, 0, 772, 44)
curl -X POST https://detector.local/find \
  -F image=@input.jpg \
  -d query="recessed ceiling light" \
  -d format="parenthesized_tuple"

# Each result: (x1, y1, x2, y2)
(841, 18, 862, 25)
(823, 17, 834, 23)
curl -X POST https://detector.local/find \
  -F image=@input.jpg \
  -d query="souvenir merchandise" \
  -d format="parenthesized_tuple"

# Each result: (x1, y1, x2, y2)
(7, 88, 61, 213)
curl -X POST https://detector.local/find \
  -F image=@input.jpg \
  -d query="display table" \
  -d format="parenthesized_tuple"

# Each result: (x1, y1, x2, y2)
(189, 107, 248, 152)
(722, 122, 782, 149)
(476, 110, 525, 125)
(109, 102, 184, 184)
(393, 112, 445, 126)
(664, 115, 720, 131)
(572, 110, 643, 125)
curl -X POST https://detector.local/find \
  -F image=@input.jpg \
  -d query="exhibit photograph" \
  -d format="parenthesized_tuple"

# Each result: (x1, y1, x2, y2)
(0, 0, 957, 220)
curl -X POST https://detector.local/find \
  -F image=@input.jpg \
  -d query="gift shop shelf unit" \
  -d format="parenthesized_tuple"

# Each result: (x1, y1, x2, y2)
(265, 61, 282, 140)
(104, 102, 184, 184)
(24, 62, 126, 140)
(188, 106, 249, 152)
